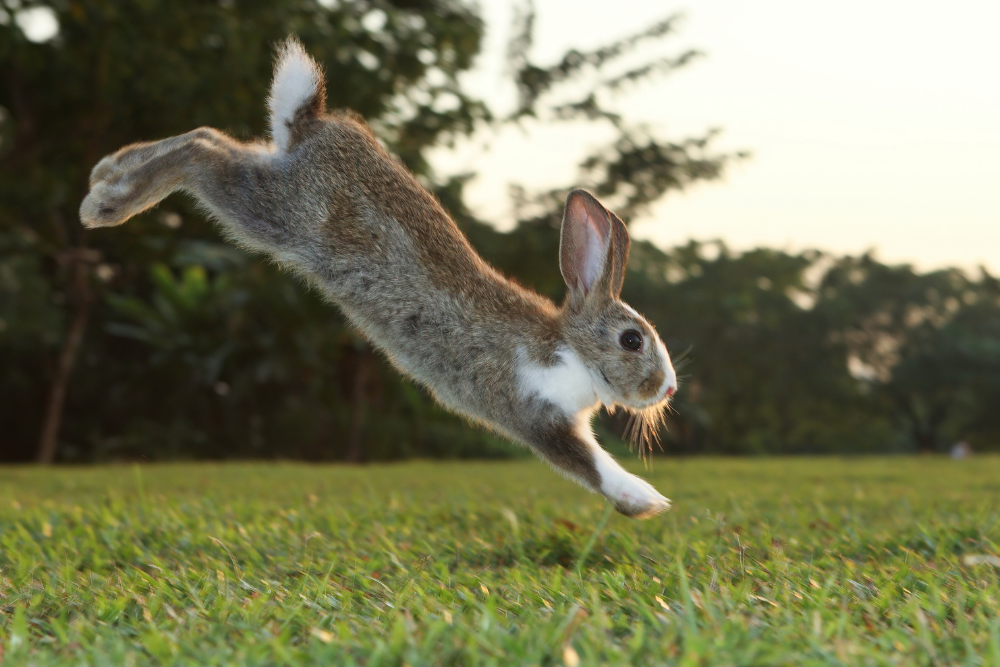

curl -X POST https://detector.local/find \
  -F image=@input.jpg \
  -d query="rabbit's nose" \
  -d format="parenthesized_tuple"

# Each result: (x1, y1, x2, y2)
(666, 386, 675, 397)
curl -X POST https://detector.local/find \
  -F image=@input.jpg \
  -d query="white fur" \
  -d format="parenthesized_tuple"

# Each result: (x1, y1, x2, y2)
(578, 415, 671, 517)
(596, 453, 671, 516)
(518, 347, 600, 415)
(268, 41, 321, 152)
(655, 337, 677, 397)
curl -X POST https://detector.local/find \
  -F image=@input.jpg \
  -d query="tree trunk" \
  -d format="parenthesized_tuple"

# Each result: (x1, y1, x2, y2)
(345, 351, 371, 463)
(37, 252, 93, 464)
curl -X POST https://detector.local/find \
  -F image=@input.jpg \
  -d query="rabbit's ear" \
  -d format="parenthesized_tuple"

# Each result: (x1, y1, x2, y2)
(559, 189, 630, 307)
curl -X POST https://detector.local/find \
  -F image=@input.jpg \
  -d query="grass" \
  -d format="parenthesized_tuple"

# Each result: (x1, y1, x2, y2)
(1, 457, 999, 665)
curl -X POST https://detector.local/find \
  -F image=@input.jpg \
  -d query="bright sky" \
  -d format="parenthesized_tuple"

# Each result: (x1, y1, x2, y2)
(430, 0, 1000, 273)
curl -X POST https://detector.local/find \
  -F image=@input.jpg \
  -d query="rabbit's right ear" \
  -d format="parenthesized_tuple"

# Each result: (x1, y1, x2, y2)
(559, 189, 630, 309)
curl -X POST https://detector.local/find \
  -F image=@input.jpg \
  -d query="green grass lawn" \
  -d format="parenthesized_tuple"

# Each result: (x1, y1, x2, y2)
(1, 457, 999, 665)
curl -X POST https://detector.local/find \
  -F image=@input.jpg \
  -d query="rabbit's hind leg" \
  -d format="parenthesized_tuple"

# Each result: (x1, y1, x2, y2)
(86, 128, 228, 192)
(82, 129, 223, 228)
(80, 129, 271, 233)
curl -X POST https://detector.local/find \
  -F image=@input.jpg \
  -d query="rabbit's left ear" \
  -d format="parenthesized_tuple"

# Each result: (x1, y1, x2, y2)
(559, 189, 630, 308)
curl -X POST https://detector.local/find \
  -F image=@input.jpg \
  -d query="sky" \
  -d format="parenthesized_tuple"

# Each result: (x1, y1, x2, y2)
(429, 0, 1000, 273)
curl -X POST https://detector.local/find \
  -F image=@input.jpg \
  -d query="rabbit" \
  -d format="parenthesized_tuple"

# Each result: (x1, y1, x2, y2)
(79, 38, 677, 518)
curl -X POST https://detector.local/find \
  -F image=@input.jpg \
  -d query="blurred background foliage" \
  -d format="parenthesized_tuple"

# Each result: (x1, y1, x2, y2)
(1, 0, 997, 463)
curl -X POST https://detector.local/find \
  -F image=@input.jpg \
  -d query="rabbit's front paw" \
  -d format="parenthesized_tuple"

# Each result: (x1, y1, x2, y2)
(599, 466, 671, 519)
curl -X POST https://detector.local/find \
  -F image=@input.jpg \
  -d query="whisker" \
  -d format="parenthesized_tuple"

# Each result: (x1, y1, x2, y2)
(624, 400, 668, 464)
(670, 345, 694, 365)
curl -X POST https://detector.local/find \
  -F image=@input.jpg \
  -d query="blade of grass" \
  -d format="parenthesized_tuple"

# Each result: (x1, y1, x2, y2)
(575, 504, 614, 576)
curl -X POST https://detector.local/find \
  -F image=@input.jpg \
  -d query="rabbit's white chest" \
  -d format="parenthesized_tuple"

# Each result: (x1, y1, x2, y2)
(518, 347, 600, 415)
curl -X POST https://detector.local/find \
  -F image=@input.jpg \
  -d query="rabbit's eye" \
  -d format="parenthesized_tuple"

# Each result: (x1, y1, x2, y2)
(619, 330, 643, 352)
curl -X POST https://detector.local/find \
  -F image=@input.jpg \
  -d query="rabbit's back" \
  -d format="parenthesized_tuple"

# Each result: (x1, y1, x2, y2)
(287, 114, 563, 425)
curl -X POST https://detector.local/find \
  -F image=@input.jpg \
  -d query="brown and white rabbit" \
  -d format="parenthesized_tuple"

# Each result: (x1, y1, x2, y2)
(80, 39, 677, 518)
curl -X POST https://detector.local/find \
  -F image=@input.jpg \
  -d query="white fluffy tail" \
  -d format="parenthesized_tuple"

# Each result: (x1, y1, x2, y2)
(268, 38, 326, 152)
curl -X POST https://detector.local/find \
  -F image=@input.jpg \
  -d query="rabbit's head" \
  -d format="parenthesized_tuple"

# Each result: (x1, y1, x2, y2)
(559, 190, 677, 448)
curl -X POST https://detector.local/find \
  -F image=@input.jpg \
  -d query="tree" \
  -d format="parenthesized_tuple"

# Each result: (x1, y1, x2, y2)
(816, 257, 1000, 452)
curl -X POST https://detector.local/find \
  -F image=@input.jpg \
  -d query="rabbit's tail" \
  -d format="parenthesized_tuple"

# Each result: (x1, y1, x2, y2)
(268, 37, 326, 153)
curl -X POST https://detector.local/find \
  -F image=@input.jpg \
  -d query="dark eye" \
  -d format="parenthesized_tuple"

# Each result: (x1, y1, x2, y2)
(619, 330, 643, 352)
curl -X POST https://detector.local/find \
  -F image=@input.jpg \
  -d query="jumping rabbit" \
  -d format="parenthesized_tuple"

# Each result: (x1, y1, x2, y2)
(80, 39, 677, 518)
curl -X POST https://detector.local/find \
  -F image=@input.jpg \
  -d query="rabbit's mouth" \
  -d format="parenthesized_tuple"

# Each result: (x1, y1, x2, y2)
(630, 380, 675, 409)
